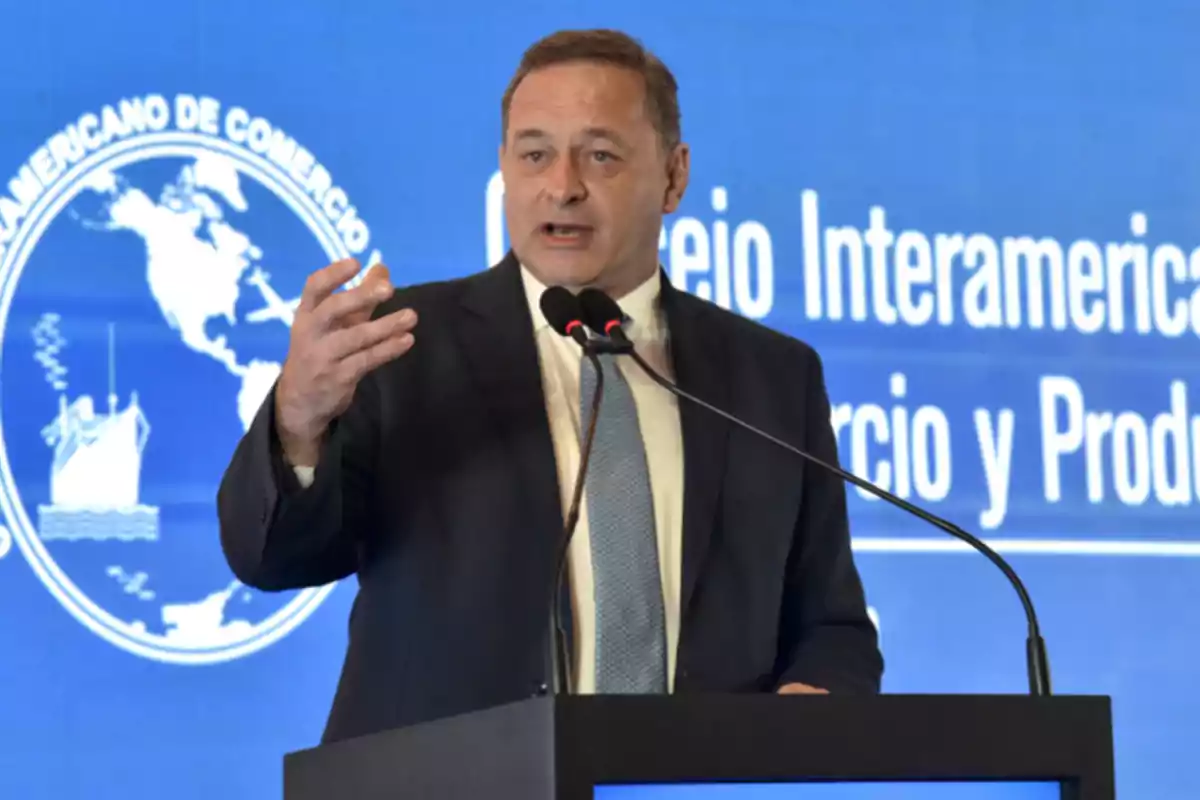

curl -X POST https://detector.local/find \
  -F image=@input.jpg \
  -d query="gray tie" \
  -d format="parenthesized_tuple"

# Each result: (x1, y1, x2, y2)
(580, 350, 668, 694)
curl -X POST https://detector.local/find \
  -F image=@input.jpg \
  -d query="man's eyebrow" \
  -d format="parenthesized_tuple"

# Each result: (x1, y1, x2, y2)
(581, 127, 630, 148)
(511, 128, 550, 143)
(509, 127, 632, 148)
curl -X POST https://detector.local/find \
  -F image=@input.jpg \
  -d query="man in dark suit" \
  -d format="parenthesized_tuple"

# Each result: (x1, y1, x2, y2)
(217, 28, 882, 744)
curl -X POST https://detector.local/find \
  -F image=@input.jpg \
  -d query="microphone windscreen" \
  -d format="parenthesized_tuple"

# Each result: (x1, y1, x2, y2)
(578, 288, 624, 333)
(539, 286, 584, 337)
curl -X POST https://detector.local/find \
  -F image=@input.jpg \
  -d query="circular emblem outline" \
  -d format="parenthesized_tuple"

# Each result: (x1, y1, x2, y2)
(0, 129, 349, 664)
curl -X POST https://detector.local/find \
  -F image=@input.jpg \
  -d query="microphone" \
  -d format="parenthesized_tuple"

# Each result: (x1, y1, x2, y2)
(540, 286, 589, 349)
(537, 286, 605, 697)
(576, 287, 1052, 698)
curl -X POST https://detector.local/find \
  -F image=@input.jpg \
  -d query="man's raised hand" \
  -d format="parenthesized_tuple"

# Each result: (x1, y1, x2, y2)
(274, 258, 417, 466)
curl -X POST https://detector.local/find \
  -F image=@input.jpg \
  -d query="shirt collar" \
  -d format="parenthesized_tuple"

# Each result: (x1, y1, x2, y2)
(520, 263, 663, 338)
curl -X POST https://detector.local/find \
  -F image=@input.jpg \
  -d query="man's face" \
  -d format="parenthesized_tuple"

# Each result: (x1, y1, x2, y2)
(500, 61, 689, 297)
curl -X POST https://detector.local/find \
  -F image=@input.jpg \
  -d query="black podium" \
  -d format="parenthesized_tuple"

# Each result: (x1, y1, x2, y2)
(283, 694, 1114, 800)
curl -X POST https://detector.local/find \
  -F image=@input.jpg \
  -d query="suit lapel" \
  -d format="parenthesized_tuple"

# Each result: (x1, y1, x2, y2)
(454, 253, 564, 572)
(661, 276, 731, 621)
(452, 258, 730, 674)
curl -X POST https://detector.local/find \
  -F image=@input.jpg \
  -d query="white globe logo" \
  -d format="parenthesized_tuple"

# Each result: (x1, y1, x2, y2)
(0, 99, 373, 664)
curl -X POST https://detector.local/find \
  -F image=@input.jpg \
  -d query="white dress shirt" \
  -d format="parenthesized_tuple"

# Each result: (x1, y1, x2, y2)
(291, 265, 684, 693)
(518, 265, 684, 694)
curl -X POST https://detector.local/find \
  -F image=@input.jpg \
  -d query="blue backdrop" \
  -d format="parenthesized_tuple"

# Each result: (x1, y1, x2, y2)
(1, 1, 1197, 797)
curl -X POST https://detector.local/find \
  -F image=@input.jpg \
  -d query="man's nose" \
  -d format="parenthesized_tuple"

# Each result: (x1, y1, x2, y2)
(544, 152, 587, 206)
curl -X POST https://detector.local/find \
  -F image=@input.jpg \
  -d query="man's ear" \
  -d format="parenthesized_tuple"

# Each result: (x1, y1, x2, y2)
(662, 142, 690, 214)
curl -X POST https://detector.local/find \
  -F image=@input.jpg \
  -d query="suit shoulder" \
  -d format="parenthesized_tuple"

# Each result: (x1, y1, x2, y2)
(681, 291, 822, 366)
(371, 266, 487, 318)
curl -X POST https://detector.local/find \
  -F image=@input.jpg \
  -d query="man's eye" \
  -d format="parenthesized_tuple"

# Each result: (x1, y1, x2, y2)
(592, 151, 617, 163)
(521, 151, 546, 163)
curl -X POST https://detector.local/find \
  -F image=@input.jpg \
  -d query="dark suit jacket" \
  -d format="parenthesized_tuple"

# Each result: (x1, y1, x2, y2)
(217, 252, 882, 744)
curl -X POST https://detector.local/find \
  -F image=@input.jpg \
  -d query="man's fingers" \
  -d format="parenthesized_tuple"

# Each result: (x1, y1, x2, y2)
(313, 276, 395, 331)
(326, 308, 418, 361)
(299, 258, 367, 312)
(338, 331, 416, 384)
(777, 683, 829, 695)
(365, 263, 390, 286)
(344, 266, 393, 327)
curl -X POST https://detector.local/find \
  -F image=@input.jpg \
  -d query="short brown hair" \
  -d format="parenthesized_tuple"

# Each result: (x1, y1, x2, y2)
(500, 29, 682, 151)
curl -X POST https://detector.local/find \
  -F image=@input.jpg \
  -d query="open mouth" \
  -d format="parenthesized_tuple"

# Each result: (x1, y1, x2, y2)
(539, 223, 594, 245)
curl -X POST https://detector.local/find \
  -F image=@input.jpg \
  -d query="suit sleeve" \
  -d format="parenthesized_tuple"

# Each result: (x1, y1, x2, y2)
(216, 372, 380, 592)
(774, 348, 884, 694)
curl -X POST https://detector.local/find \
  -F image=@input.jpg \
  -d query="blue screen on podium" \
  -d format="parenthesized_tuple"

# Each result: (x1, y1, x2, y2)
(595, 782, 1061, 799)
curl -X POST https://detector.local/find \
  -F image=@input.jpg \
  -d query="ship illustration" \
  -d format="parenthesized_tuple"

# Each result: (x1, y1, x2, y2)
(37, 325, 159, 541)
